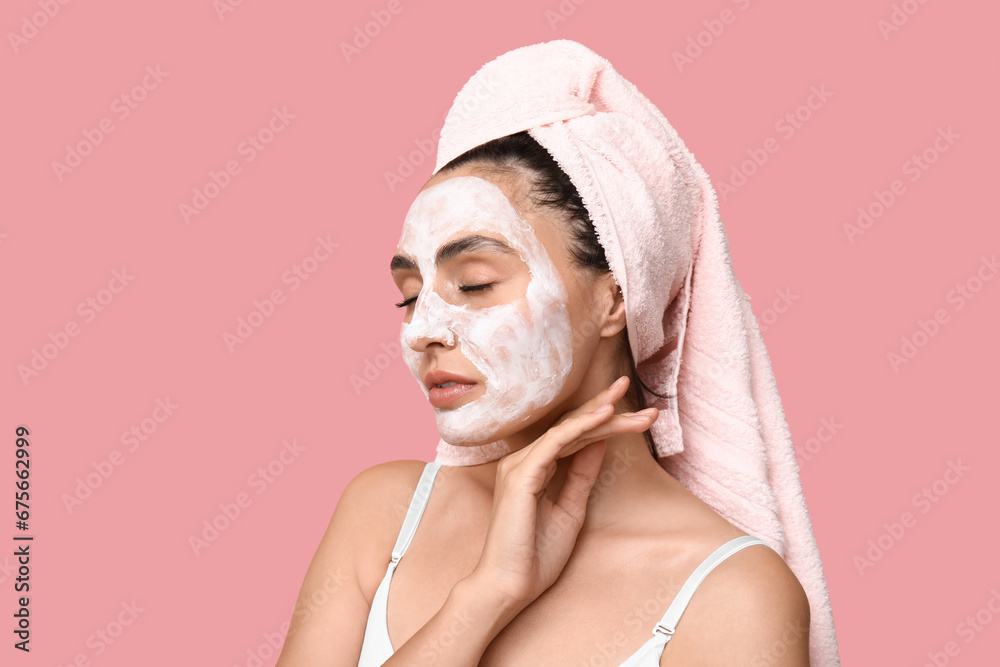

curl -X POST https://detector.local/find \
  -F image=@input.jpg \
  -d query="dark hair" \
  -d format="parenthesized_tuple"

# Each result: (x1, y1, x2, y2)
(438, 131, 668, 459)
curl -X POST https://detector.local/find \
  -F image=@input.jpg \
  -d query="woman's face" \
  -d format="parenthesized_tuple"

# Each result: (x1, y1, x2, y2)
(391, 170, 594, 446)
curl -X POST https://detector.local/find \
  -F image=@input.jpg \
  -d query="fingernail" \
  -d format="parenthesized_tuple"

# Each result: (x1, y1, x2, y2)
(630, 408, 656, 418)
(612, 376, 628, 389)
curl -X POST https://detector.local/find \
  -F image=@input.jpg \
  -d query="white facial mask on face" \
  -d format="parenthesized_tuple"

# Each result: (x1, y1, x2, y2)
(397, 176, 574, 445)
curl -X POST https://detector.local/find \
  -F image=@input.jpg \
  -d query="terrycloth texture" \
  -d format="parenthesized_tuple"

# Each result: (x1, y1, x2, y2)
(426, 40, 840, 667)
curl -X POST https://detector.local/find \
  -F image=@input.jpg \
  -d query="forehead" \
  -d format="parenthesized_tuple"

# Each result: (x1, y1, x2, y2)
(397, 176, 536, 255)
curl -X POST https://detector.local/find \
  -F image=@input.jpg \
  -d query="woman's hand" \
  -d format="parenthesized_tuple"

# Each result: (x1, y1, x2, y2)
(465, 375, 658, 614)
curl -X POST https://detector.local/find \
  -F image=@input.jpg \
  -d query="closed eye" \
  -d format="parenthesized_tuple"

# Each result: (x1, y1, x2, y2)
(394, 283, 495, 309)
(459, 282, 495, 293)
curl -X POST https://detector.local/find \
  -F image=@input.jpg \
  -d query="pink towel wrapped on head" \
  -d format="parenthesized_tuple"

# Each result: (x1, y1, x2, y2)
(425, 39, 840, 667)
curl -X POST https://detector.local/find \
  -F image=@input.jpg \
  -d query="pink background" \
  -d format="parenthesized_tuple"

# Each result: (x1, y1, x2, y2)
(3, 0, 998, 664)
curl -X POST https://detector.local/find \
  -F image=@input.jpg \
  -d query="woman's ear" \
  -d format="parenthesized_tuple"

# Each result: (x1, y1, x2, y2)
(596, 272, 627, 338)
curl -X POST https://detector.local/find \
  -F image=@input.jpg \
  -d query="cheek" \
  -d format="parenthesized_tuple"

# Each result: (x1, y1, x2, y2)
(538, 299, 575, 372)
(567, 308, 596, 361)
(472, 296, 572, 382)
(467, 297, 528, 336)
(451, 303, 528, 371)
(558, 281, 598, 359)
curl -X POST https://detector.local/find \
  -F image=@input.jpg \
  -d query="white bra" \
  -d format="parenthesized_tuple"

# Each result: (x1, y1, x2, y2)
(357, 461, 769, 666)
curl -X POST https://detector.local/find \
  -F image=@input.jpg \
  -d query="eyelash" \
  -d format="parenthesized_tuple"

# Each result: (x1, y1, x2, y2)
(394, 283, 495, 309)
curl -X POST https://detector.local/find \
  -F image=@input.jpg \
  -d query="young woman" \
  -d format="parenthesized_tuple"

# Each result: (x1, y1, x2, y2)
(275, 131, 811, 666)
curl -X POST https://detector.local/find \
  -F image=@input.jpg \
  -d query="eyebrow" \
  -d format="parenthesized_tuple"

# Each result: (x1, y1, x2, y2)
(390, 234, 518, 273)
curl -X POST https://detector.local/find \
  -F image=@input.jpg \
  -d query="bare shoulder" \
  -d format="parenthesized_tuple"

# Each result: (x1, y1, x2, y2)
(662, 539, 811, 666)
(339, 458, 429, 519)
(334, 460, 430, 593)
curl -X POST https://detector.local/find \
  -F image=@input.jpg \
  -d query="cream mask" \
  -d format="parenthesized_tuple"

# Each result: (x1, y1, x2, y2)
(397, 175, 574, 445)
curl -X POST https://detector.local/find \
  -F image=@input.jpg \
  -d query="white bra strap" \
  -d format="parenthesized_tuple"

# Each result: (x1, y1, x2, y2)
(390, 461, 442, 564)
(652, 535, 770, 637)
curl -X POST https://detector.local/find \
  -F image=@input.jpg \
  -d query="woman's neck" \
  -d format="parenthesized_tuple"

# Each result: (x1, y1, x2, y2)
(449, 428, 680, 533)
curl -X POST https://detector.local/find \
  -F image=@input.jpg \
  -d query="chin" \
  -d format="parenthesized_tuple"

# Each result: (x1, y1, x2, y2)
(435, 426, 503, 447)
(440, 436, 506, 448)
(434, 403, 540, 446)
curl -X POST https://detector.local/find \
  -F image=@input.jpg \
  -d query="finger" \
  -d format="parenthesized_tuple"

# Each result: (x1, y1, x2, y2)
(552, 407, 659, 458)
(552, 439, 607, 527)
(554, 410, 660, 461)
(507, 378, 641, 474)
(527, 403, 620, 466)
(551, 375, 631, 428)
(587, 375, 631, 410)
(519, 377, 630, 467)
(583, 409, 659, 443)
(534, 440, 606, 568)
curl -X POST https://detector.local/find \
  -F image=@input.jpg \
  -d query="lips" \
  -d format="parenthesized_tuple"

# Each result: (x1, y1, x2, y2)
(423, 370, 478, 408)
(423, 370, 477, 391)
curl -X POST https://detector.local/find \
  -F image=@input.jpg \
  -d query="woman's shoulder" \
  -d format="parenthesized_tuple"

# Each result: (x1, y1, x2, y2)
(703, 534, 808, 611)
(341, 459, 430, 509)
(662, 529, 811, 663)
(337, 458, 432, 544)
(636, 485, 810, 662)
(335, 459, 432, 596)
(666, 482, 809, 613)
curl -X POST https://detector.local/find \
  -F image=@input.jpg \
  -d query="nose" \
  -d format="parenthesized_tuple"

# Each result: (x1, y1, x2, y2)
(402, 288, 456, 352)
